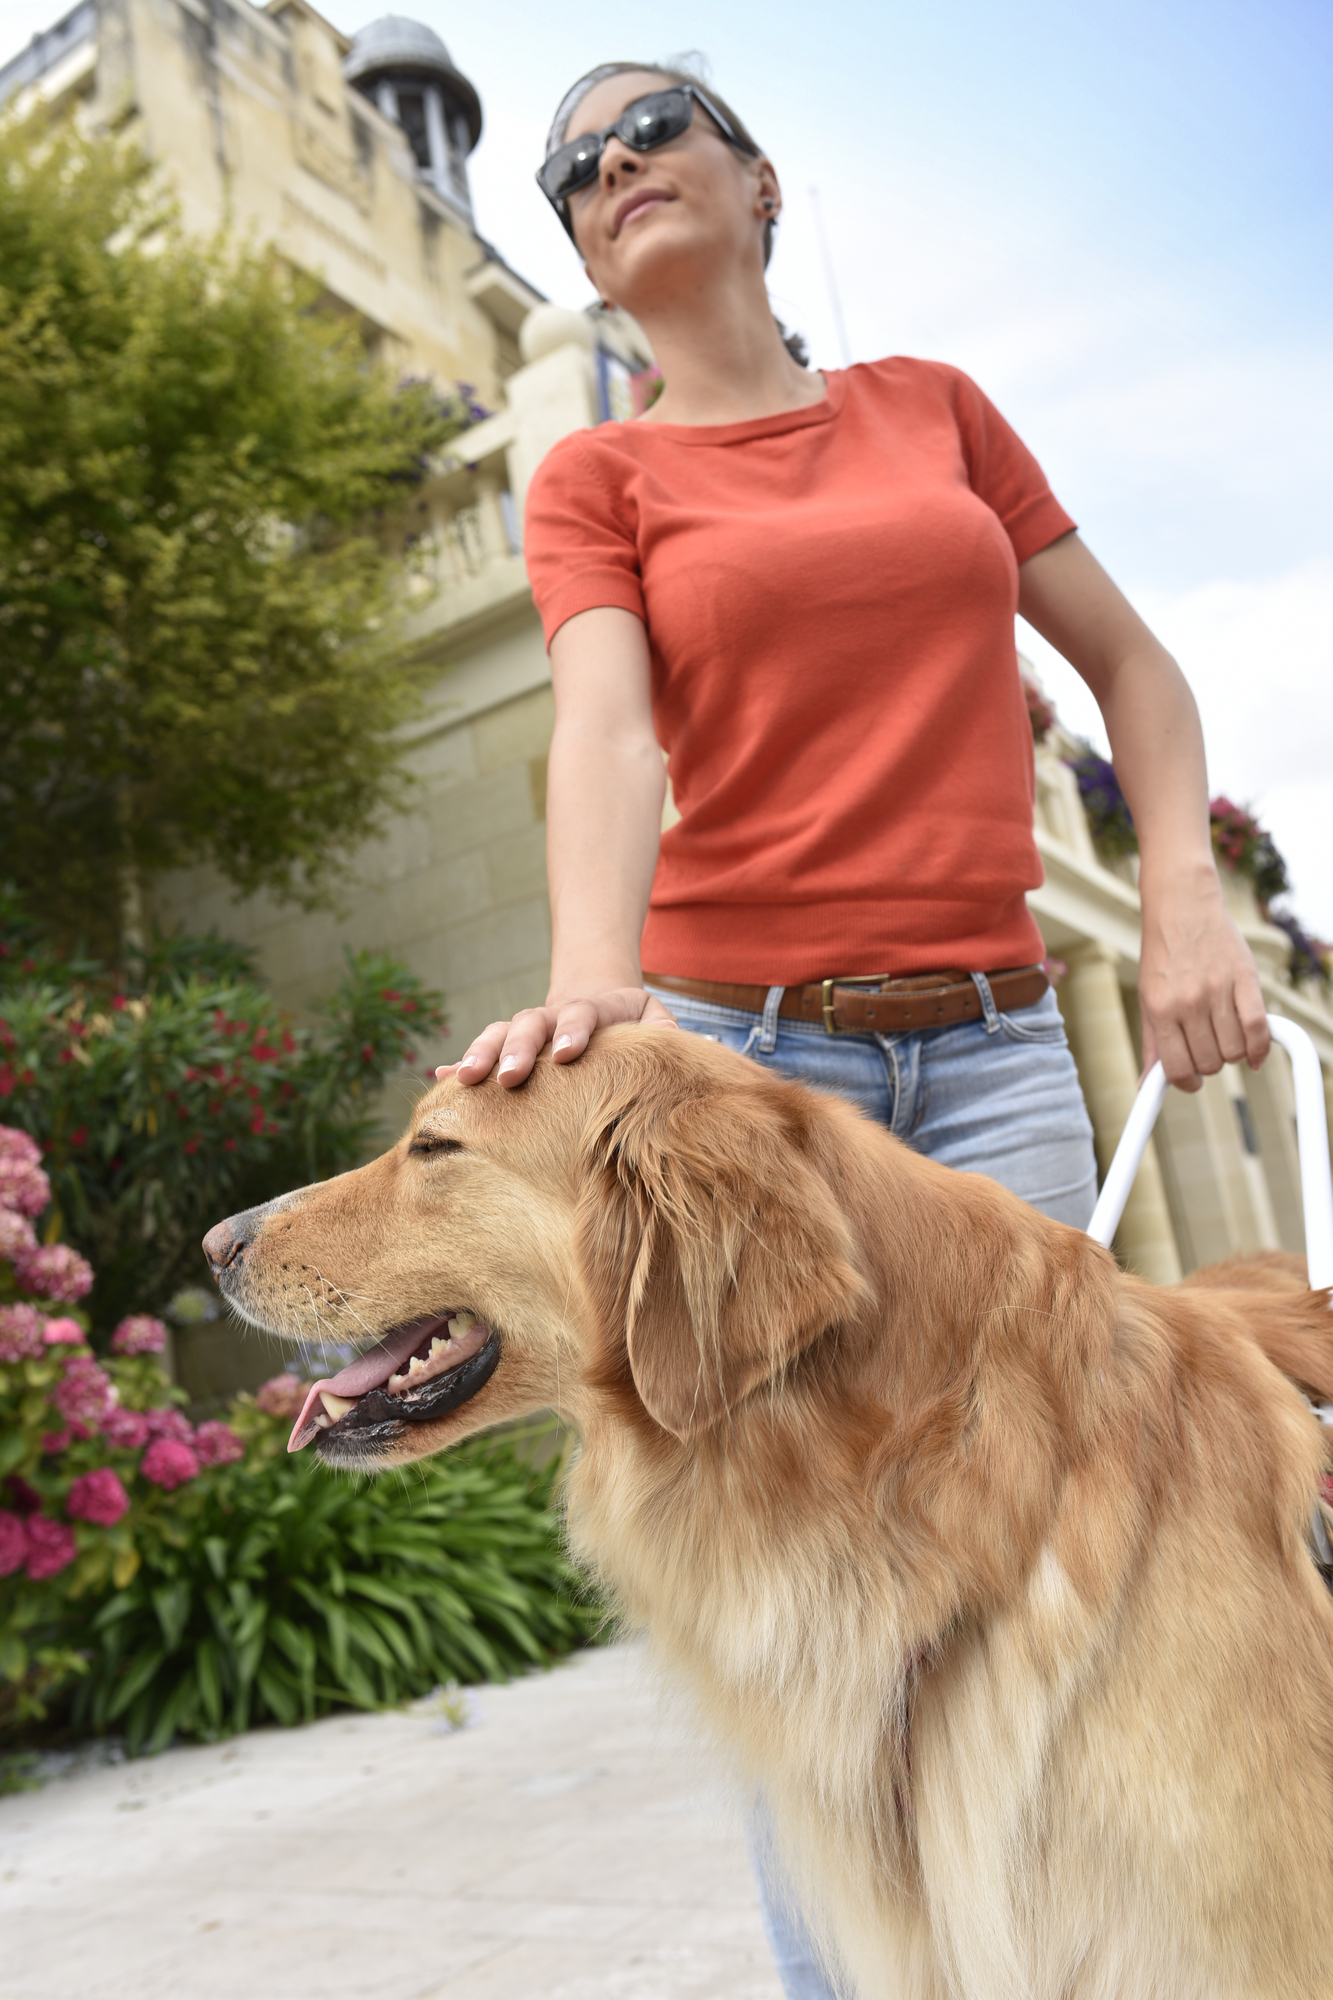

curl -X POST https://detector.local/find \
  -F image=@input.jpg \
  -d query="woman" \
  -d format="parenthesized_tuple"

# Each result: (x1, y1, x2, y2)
(444, 58, 1270, 1995)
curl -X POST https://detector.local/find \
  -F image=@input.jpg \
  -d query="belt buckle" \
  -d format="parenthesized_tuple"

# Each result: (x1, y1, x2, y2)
(821, 973, 890, 1034)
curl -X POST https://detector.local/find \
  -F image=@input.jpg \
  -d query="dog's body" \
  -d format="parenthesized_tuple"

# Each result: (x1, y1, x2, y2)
(205, 1028, 1333, 1999)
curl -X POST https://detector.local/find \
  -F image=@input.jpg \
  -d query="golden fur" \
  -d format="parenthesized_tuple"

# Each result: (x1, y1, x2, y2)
(216, 1026, 1333, 1998)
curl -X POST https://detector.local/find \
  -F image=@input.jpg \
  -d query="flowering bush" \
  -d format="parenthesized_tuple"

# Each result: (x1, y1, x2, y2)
(1270, 913, 1333, 992)
(110, 1317, 168, 1356)
(1066, 751, 1139, 861)
(1023, 678, 1055, 744)
(1208, 797, 1290, 907)
(0, 899, 446, 1335)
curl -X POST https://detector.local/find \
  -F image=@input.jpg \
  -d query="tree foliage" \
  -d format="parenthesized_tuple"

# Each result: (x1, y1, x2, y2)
(0, 111, 466, 952)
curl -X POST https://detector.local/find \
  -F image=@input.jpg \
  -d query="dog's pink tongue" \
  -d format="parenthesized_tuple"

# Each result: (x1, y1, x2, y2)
(287, 1320, 443, 1453)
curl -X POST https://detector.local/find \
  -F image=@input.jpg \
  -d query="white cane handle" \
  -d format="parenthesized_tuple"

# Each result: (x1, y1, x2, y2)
(1085, 1014, 1333, 1298)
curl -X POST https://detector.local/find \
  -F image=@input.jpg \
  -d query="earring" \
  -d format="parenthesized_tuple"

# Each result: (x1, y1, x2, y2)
(763, 198, 777, 213)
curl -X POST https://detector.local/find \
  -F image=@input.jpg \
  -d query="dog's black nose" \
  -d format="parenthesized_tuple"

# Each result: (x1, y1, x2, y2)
(202, 1217, 244, 1275)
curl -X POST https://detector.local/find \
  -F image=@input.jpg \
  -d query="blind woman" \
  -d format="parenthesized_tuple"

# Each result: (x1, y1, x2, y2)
(443, 60, 1270, 1996)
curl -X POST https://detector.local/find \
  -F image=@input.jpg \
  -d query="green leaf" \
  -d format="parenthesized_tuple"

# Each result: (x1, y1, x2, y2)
(151, 1580, 191, 1651)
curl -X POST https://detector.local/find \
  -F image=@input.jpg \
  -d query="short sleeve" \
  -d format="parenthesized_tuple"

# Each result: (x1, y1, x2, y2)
(523, 431, 647, 645)
(943, 367, 1076, 565)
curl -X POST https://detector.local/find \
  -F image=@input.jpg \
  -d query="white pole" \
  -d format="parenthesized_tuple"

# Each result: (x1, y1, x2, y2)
(1084, 1014, 1333, 1298)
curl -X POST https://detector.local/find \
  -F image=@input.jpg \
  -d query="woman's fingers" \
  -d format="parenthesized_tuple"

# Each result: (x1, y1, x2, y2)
(435, 988, 680, 1089)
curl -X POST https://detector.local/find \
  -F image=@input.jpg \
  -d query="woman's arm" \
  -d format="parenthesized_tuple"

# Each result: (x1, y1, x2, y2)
(1018, 532, 1269, 1090)
(443, 606, 676, 1088)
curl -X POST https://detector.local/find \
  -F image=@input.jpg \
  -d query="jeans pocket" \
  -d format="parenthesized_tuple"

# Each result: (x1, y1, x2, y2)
(997, 996, 1069, 1046)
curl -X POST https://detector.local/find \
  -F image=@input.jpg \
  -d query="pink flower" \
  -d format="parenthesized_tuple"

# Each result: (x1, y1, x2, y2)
(110, 1314, 168, 1356)
(101, 1406, 152, 1449)
(40, 1428, 72, 1453)
(0, 1511, 26, 1576)
(0, 1127, 41, 1165)
(255, 1373, 305, 1418)
(0, 1208, 37, 1259)
(193, 1421, 244, 1468)
(24, 1513, 77, 1579)
(52, 1355, 116, 1427)
(140, 1437, 200, 1489)
(0, 1302, 45, 1361)
(144, 1406, 193, 1442)
(12, 1243, 93, 1302)
(42, 1317, 86, 1346)
(66, 1468, 130, 1527)
(0, 1155, 50, 1217)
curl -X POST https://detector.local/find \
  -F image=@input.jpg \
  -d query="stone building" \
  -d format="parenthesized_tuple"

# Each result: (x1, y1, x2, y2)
(0, 0, 540, 399)
(4, 3, 1332, 1304)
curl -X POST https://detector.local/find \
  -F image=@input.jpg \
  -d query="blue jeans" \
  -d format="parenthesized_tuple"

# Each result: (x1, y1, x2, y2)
(648, 977, 1098, 1998)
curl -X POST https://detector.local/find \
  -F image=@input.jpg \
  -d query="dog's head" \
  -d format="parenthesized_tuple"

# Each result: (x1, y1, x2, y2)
(202, 1026, 879, 1469)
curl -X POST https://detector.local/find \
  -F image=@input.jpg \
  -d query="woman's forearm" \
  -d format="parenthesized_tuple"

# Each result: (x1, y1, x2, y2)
(546, 715, 665, 1001)
(1094, 643, 1216, 896)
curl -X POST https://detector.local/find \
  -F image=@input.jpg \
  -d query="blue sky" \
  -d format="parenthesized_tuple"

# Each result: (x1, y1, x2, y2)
(3, 0, 1330, 930)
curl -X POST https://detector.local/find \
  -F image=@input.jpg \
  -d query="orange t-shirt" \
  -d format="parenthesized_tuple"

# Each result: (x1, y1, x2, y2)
(523, 357, 1074, 984)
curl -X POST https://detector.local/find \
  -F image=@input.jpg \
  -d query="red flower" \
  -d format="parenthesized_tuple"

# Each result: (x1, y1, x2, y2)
(13, 1242, 94, 1302)
(102, 1406, 152, 1449)
(0, 1511, 25, 1577)
(41, 1428, 72, 1454)
(184, 1137, 200, 1155)
(25, 1513, 77, 1579)
(223, 1137, 237, 1152)
(110, 995, 127, 1011)
(249, 1108, 264, 1135)
(111, 1314, 168, 1356)
(67, 1468, 131, 1526)
(144, 1407, 193, 1441)
(42, 1317, 87, 1345)
(140, 1438, 200, 1489)
(194, 1421, 245, 1467)
(52, 1356, 116, 1427)
(68, 1126, 88, 1148)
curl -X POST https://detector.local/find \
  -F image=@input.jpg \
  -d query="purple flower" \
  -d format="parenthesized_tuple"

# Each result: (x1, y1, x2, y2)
(144, 1406, 193, 1442)
(101, 1406, 152, 1449)
(52, 1355, 116, 1427)
(0, 1155, 50, 1218)
(66, 1468, 131, 1527)
(0, 1127, 41, 1166)
(25, 1514, 77, 1579)
(0, 1511, 26, 1577)
(193, 1420, 244, 1468)
(40, 1427, 72, 1454)
(140, 1438, 200, 1489)
(110, 1314, 168, 1356)
(0, 1208, 37, 1259)
(0, 1302, 45, 1361)
(12, 1243, 93, 1303)
(42, 1316, 86, 1346)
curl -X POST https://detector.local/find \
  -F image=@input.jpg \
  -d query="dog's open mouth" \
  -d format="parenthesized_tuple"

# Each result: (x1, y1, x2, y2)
(287, 1312, 500, 1453)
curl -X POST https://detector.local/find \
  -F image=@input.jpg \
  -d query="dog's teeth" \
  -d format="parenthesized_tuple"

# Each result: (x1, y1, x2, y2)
(320, 1392, 355, 1421)
(429, 1336, 448, 1358)
(408, 1354, 426, 1376)
(451, 1311, 476, 1333)
(313, 1412, 333, 1429)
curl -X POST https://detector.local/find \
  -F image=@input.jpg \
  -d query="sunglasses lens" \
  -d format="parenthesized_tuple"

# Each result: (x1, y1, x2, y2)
(540, 134, 603, 202)
(616, 90, 692, 151)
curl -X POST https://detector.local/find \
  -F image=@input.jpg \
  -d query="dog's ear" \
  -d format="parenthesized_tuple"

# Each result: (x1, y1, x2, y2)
(578, 1076, 868, 1441)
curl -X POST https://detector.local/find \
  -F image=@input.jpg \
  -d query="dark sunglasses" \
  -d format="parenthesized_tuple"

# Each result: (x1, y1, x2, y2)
(537, 85, 758, 237)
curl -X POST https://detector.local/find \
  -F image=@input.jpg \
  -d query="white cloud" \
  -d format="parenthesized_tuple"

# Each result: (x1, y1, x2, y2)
(1021, 560, 1333, 937)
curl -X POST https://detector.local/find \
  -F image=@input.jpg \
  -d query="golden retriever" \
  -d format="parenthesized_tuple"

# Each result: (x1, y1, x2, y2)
(203, 1026, 1333, 1999)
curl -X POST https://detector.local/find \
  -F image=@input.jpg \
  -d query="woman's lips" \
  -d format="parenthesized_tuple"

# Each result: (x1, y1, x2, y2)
(613, 191, 671, 236)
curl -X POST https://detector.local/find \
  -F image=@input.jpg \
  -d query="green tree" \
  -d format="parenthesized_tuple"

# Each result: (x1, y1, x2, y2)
(0, 111, 466, 954)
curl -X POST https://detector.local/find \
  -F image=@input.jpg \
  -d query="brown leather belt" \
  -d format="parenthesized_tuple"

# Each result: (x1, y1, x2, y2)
(643, 965, 1050, 1035)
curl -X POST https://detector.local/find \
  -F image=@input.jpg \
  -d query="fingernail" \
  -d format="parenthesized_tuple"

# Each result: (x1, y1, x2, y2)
(498, 1055, 519, 1074)
(434, 1065, 450, 1080)
(553, 1035, 574, 1053)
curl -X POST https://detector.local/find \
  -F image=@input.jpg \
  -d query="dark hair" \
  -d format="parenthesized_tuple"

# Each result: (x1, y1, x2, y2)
(546, 59, 809, 367)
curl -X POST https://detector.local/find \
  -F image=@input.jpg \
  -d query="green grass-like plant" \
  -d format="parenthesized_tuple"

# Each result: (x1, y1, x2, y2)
(64, 1406, 592, 1757)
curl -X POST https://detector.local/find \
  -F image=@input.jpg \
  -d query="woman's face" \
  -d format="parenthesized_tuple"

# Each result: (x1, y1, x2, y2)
(562, 71, 778, 310)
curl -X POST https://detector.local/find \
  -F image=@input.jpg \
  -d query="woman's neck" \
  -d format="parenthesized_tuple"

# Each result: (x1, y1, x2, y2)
(633, 276, 828, 427)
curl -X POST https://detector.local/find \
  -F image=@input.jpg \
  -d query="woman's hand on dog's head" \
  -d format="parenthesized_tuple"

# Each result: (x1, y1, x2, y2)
(437, 988, 679, 1089)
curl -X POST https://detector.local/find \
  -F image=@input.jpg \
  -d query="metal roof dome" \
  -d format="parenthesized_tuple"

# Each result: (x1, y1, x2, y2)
(343, 16, 482, 150)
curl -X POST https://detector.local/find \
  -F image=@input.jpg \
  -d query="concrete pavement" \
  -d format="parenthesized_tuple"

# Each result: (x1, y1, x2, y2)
(0, 1642, 784, 2000)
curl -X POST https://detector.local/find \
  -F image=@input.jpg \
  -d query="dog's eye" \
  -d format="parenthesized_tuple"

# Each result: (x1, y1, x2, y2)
(410, 1136, 463, 1157)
